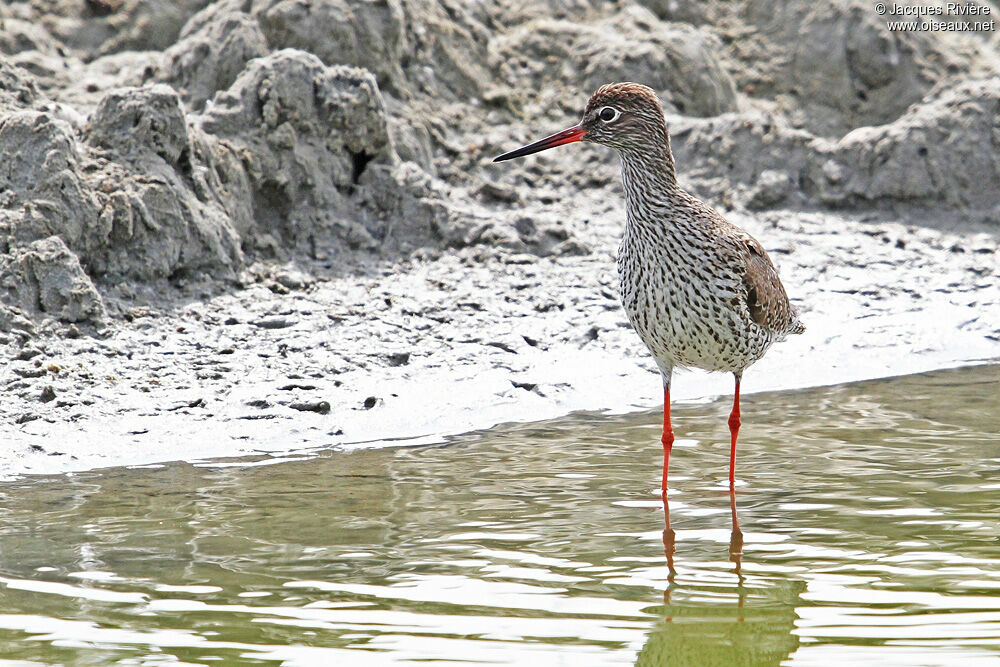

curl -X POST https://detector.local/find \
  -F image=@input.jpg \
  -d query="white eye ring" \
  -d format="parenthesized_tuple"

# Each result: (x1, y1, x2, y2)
(598, 106, 621, 122)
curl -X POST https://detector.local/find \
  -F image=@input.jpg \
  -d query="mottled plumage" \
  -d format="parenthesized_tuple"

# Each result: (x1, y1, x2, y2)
(583, 83, 803, 382)
(494, 82, 803, 492)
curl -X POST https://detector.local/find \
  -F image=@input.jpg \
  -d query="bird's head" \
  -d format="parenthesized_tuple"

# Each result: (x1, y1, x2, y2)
(579, 83, 666, 151)
(493, 82, 666, 162)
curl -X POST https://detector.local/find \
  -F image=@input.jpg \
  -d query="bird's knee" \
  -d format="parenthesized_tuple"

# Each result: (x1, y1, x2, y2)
(661, 429, 674, 449)
(728, 413, 741, 431)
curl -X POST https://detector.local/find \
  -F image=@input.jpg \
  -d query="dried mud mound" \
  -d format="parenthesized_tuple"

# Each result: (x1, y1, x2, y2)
(490, 6, 738, 117)
(0, 0, 998, 334)
(0, 18, 486, 331)
(673, 76, 1000, 216)
(736, 0, 1000, 136)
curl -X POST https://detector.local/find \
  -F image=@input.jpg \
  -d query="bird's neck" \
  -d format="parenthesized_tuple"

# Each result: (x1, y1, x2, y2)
(618, 125, 682, 227)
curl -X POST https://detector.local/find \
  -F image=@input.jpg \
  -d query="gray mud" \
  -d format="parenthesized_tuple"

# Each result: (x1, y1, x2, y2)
(0, 1, 998, 474)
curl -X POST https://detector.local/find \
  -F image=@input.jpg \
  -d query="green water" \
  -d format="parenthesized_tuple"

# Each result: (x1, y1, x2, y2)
(0, 365, 998, 666)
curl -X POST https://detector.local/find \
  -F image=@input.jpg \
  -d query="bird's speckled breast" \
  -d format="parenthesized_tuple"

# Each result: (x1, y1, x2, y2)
(617, 220, 775, 375)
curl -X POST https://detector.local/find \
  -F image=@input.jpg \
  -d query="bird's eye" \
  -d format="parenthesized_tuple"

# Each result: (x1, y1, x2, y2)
(598, 107, 620, 122)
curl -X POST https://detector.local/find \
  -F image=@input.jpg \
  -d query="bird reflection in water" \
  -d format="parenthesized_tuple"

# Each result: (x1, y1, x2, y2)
(727, 491, 745, 598)
(661, 493, 743, 605)
(636, 493, 801, 666)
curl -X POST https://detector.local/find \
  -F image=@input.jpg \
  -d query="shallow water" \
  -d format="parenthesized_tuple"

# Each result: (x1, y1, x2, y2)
(0, 365, 998, 666)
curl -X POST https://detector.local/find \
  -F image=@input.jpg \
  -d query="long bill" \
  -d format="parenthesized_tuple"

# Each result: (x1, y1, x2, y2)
(493, 125, 586, 162)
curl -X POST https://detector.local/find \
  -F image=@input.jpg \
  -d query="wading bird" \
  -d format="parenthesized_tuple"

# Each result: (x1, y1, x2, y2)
(494, 83, 803, 493)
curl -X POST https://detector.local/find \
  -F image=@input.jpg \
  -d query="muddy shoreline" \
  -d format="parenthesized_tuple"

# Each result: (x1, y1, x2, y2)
(6, 202, 998, 477)
(1, 0, 998, 476)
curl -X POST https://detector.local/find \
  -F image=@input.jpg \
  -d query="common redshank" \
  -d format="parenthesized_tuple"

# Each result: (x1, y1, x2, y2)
(494, 82, 803, 492)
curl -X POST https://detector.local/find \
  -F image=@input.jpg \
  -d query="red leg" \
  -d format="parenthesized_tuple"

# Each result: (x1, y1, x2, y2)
(728, 375, 741, 487)
(661, 387, 674, 496)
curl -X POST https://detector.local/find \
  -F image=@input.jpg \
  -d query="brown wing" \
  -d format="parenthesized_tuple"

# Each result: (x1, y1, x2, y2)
(683, 191, 804, 336)
(739, 234, 801, 335)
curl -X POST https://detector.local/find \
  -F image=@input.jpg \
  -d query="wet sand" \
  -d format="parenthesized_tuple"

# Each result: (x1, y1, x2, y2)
(4, 202, 998, 476)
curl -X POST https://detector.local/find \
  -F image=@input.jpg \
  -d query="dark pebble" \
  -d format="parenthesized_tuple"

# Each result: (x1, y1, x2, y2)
(254, 317, 296, 329)
(363, 396, 378, 409)
(168, 398, 205, 411)
(534, 301, 564, 312)
(289, 400, 331, 415)
(385, 352, 410, 366)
